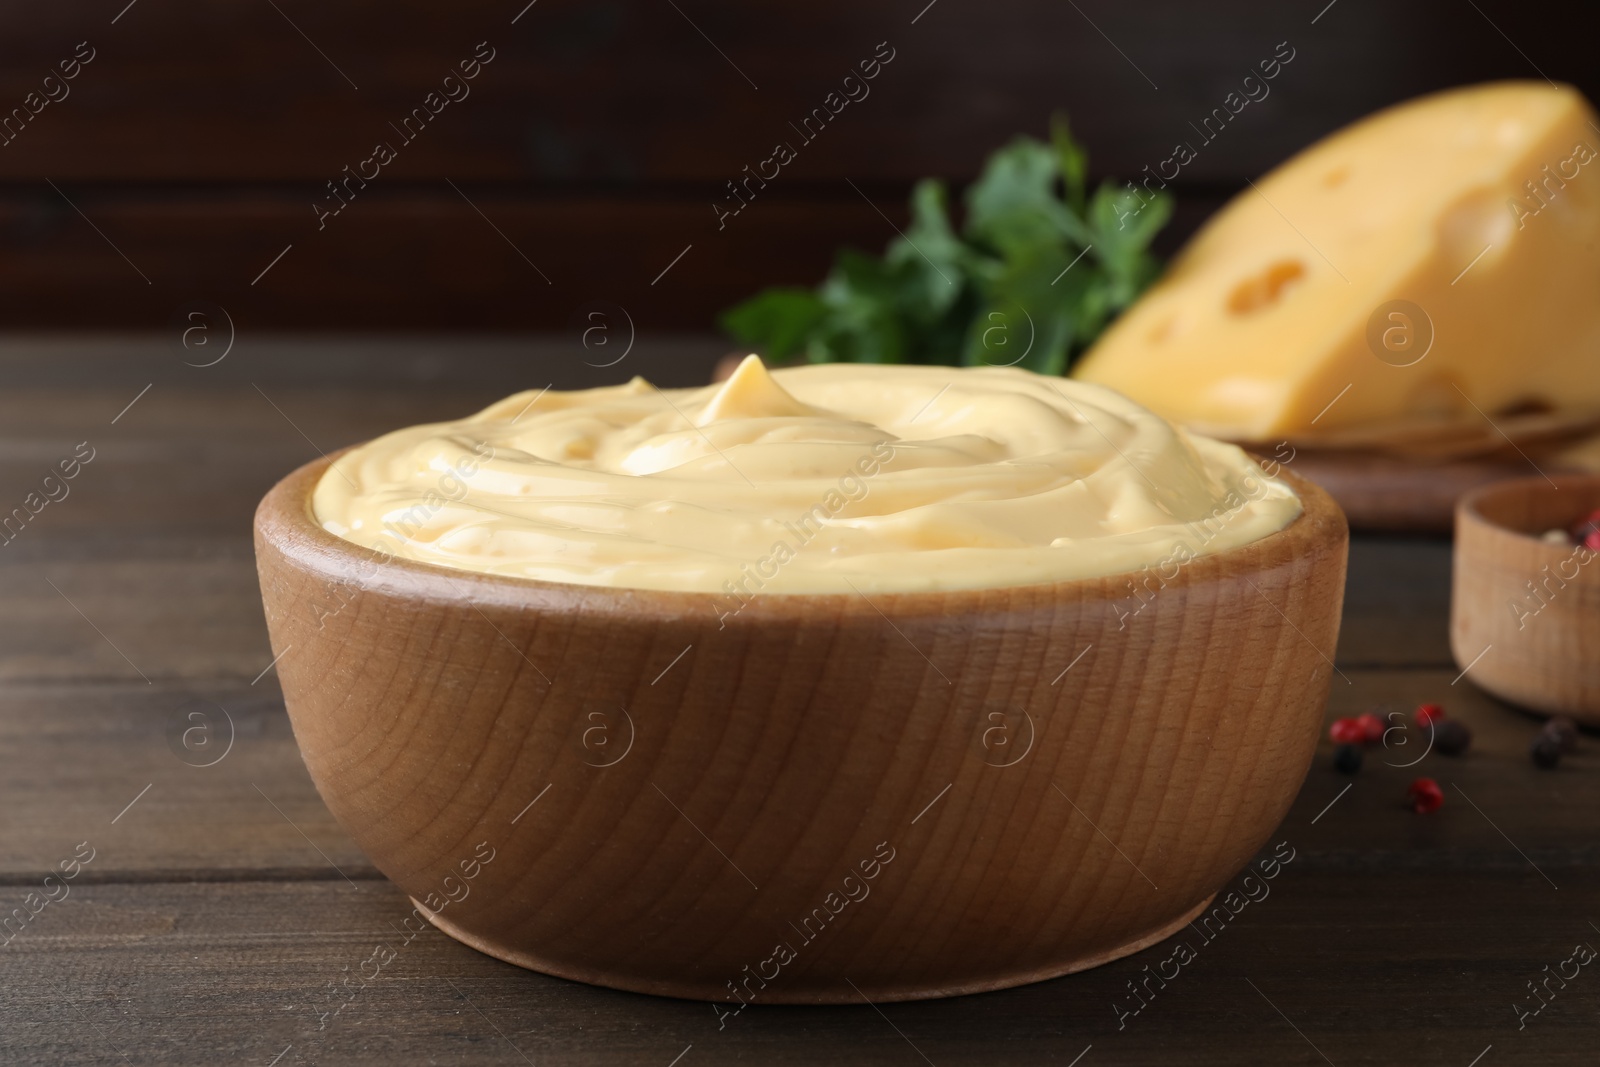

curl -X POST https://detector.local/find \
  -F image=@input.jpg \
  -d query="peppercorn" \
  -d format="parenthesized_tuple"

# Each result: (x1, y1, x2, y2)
(1329, 717, 1364, 745)
(1355, 712, 1385, 745)
(1434, 719, 1472, 756)
(1570, 507, 1600, 544)
(1542, 716, 1580, 755)
(1407, 777, 1443, 813)
(1333, 744, 1362, 774)
(1415, 703, 1446, 728)
(1530, 733, 1563, 769)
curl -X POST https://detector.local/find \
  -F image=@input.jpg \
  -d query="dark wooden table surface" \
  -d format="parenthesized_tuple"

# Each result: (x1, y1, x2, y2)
(1, 337, 1595, 1066)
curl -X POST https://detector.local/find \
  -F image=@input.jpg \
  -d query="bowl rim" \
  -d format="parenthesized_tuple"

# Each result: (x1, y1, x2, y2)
(256, 448, 1347, 622)
(1457, 472, 1600, 543)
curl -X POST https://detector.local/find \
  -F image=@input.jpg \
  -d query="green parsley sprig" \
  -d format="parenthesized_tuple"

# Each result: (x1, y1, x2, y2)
(719, 117, 1172, 375)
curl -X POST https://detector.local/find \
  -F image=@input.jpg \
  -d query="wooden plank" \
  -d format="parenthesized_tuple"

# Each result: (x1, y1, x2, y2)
(1336, 537, 1453, 668)
(0, 374, 702, 548)
(0, 1, 1591, 183)
(0, 858, 1594, 1063)
(0, 191, 899, 330)
(0, 1, 1592, 331)
(0, 0, 1591, 331)
(0, 680, 376, 879)
(0, 335, 730, 390)
(0, 384, 484, 683)
(0, 193, 1236, 333)
(0, 385, 498, 550)
(0, 666, 1583, 881)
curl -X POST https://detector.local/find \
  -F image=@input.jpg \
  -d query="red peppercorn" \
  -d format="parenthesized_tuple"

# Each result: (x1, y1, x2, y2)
(1356, 712, 1385, 745)
(1415, 703, 1446, 728)
(1570, 508, 1600, 543)
(1407, 777, 1444, 814)
(1585, 528, 1600, 553)
(1329, 717, 1364, 745)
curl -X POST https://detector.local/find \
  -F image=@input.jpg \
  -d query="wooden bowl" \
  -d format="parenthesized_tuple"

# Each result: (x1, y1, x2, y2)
(254, 454, 1348, 1003)
(1451, 475, 1600, 722)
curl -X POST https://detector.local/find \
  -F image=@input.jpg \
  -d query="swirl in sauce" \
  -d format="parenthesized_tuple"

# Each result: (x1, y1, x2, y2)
(312, 356, 1301, 594)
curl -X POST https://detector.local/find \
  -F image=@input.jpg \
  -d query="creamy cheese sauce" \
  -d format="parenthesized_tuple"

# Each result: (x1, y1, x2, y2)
(311, 357, 1301, 594)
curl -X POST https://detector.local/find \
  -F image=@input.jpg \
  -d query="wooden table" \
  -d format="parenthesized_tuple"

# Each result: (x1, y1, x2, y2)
(1, 338, 1595, 1065)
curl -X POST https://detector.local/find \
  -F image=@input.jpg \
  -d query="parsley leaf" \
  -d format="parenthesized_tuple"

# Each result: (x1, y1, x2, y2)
(719, 116, 1171, 375)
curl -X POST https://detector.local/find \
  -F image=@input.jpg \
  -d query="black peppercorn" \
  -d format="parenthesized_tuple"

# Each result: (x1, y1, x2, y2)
(1434, 719, 1471, 756)
(1542, 716, 1579, 755)
(1530, 733, 1562, 769)
(1333, 743, 1362, 774)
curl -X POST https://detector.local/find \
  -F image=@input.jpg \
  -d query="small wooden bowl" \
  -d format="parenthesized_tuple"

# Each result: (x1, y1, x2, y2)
(254, 455, 1348, 1003)
(1451, 475, 1600, 723)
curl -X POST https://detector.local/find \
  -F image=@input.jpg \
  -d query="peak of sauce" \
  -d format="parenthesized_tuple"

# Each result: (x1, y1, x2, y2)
(311, 357, 1301, 594)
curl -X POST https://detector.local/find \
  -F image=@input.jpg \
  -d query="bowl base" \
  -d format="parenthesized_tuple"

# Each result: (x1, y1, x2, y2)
(413, 893, 1218, 1004)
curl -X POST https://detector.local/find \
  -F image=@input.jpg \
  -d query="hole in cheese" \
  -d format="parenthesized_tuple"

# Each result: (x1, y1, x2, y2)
(1438, 189, 1515, 267)
(1226, 259, 1307, 315)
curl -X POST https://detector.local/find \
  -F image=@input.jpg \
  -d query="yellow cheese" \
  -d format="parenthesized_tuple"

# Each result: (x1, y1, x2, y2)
(1074, 82, 1600, 439)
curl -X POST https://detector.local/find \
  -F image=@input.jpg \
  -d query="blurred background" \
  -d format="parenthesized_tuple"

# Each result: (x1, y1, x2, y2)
(2, 0, 1598, 381)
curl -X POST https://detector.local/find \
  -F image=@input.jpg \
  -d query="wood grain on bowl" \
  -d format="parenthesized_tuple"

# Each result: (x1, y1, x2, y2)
(253, 456, 1348, 1003)
(1451, 475, 1600, 722)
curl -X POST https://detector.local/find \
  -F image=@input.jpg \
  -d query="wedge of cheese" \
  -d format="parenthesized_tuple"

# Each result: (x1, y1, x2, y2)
(1074, 82, 1600, 439)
